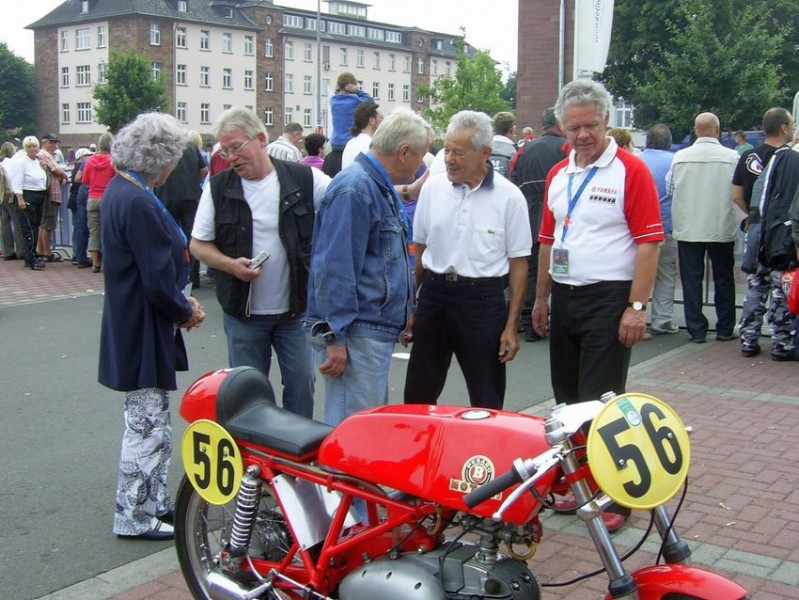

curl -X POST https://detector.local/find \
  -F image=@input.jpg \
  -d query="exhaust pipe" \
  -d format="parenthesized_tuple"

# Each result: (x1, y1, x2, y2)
(206, 571, 260, 600)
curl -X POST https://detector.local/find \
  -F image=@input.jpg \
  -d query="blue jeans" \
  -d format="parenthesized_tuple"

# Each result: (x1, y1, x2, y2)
(310, 334, 394, 427)
(677, 241, 736, 339)
(223, 313, 315, 418)
(73, 187, 89, 263)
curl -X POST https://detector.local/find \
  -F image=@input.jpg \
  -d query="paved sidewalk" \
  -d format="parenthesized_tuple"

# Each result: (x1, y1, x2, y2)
(19, 258, 799, 599)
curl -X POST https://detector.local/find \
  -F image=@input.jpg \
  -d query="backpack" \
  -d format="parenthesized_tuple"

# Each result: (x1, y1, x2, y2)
(490, 139, 516, 179)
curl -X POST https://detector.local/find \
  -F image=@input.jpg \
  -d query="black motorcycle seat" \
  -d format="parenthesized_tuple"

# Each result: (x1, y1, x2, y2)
(216, 366, 333, 458)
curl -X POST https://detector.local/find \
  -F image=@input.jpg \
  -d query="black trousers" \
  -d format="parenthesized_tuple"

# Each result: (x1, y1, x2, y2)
(18, 190, 46, 266)
(549, 280, 632, 405)
(404, 272, 508, 409)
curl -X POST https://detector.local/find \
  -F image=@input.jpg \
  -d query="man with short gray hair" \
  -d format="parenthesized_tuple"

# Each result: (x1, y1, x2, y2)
(404, 110, 532, 410)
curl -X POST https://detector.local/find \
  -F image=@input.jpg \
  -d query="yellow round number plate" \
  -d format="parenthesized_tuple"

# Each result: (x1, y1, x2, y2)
(586, 393, 691, 509)
(181, 420, 243, 505)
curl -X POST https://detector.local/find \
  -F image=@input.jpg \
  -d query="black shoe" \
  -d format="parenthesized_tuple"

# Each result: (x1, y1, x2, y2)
(3, 254, 17, 261)
(741, 343, 761, 357)
(116, 519, 174, 541)
(77, 261, 92, 268)
(92, 265, 102, 273)
(689, 336, 706, 344)
(771, 350, 798, 362)
(30, 261, 45, 271)
(157, 509, 175, 525)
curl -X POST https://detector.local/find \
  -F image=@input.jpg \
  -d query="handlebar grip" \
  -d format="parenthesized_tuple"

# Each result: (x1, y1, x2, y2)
(463, 467, 521, 508)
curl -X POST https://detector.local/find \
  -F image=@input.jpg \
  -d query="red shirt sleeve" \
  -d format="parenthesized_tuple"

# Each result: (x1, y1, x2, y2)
(618, 151, 664, 244)
(537, 158, 568, 244)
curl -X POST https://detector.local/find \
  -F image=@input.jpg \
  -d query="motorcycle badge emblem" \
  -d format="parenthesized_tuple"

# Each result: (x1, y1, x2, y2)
(450, 455, 497, 496)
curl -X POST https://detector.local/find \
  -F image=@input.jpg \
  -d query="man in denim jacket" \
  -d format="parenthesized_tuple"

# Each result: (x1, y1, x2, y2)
(307, 108, 433, 426)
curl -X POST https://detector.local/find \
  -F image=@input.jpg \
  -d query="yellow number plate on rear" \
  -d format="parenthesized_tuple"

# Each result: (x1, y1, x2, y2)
(181, 420, 243, 505)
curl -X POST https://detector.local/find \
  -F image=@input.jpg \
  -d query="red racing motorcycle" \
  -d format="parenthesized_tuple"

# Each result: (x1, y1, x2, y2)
(174, 366, 748, 600)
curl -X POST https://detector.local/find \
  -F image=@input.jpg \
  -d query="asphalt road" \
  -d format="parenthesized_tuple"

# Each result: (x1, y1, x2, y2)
(0, 286, 688, 600)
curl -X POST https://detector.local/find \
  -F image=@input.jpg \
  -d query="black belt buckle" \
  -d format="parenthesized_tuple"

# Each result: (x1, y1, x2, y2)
(445, 272, 458, 282)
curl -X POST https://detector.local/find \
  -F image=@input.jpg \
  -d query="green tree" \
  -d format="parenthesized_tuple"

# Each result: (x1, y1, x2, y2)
(93, 50, 168, 133)
(420, 42, 510, 132)
(501, 71, 517, 110)
(0, 43, 35, 140)
(602, 0, 787, 138)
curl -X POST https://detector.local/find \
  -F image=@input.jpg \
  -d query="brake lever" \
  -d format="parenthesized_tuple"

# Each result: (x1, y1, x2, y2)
(492, 448, 562, 522)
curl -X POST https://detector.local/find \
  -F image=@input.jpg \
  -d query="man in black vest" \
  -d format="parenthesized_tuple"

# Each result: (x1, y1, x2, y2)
(190, 107, 331, 417)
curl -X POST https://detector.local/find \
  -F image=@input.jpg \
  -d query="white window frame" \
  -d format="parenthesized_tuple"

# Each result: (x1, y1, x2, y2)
(387, 83, 395, 101)
(177, 102, 187, 122)
(244, 35, 254, 56)
(304, 42, 313, 62)
(76, 28, 90, 50)
(77, 102, 92, 123)
(373, 52, 380, 70)
(176, 27, 187, 48)
(60, 30, 69, 52)
(285, 73, 294, 94)
(222, 67, 232, 89)
(244, 70, 253, 90)
(98, 62, 107, 84)
(402, 84, 410, 102)
(303, 75, 312, 95)
(76, 64, 91, 86)
(61, 103, 70, 124)
(372, 82, 379, 98)
(96, 25, 107, 48)
(285, 41, 294, 60)
(339, 47, 347, 66)
(356, 49, 364, 68)
(200, 29, 210, 51)
(149, 23, 161, 46)
(265, 107, 274, 126)
(200, 103, 210, 124)
(264, 38, 274, 57)
(151, 61, 161, 82)
(417, 58, 425, 75)
(177, 0, 188, 11)
(176, 64, 187, 85)
(61, 66, 70, 87)
(200, 66, 210, 87)
(303, 108, 312, 127)
(222, 32, 233, 54)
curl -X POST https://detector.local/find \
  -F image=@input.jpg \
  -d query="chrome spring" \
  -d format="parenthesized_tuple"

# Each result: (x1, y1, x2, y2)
(229, 465, 262, 558)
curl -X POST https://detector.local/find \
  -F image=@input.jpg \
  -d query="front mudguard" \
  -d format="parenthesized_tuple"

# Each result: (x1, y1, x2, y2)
(605, 564, 747, 599)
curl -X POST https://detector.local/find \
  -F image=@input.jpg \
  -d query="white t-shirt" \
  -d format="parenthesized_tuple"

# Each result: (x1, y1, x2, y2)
(413, 170, 532, 278)
(341, 132, 372, 169)
(193, 167, 330, 314)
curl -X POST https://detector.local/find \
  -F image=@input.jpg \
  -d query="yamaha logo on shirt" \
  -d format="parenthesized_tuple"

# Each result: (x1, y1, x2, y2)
(588, 185, 618, 205)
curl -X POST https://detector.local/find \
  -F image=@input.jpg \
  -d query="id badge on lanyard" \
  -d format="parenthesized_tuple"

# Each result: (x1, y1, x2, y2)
(554, 167, 598, 275)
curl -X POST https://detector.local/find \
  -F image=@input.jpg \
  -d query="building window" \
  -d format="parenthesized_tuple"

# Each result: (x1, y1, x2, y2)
(417, 91, 425, 103)
(303, 108, 312, 127)
(266, 15, 272, 25)
(200, 103, 210, 124)
(306, 18, 324, 32)
(283, 14, 303, 28)
(77, 102, 92, 123)
(356, 49, 364, 68)
(402, 84, 409, 102)
(151, 62, 161, 81)
(304, 42, 312, 61)
(303, 75, 312, 95)
(200, 29, 210, 50)
(98, 62, 107, 84)
(614, 98, 634, 128)
(222, 68, 232, 89)
(432, 60, 438, 76)
(76, 64, 91, 86)
(222, 32, 233, 53)
(386, 30, 402, 43)
(285, 73, 294, 94)
(348, 24, 365, 38)
(284, 108, 293, 124)
(244, 70, 253, 90)
(264, 38, 273, 57)
(372, 82, 379, 98)
(80, 0, 89, 13)
(445, 61, 452, 76)
(150, 23, 161, 46)
(176, 27, 187, 48)
(285, 41, 294, 60)
(417, 58, 424, 75)
(97, 25, 107, 48)
(328, 22, 345, 35)
(61, 103, 70, 124)
(434, 39, 443, 50)
(223, 104, 232, 111)
(177, 102, 187, 122)
(177, 0, 187, 11)
(176, 64, 187, 85)
(387, 83, 395, 101)
(265, 107, 274, 126)
(76, 28, 90, 50)
(339, 48, 347, 66)
(388, 54, 395, 71)
(322, 77, 330, 97)
(244, 35, 254, 55)
(61, 66, 70, 87)
(404, 56, 411, 73)
(200, 66, 210, 87)
(367, 27, 384, 41)
(373, 52, 380, 70)
(60, 30, 69, 52)
(264, 72, 274, 91)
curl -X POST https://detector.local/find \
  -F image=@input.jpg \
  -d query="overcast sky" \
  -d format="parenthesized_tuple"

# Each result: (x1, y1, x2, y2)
(4, 0, 518, 75)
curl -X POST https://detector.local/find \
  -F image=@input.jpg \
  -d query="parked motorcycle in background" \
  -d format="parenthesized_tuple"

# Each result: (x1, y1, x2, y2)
(174, 366, 748, 600)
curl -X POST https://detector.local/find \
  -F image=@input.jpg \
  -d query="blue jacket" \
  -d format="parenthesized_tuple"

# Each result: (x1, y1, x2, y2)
(329, 89, 373, 149)
(98, 174, 193, 392)
(640, 148, 674, 235)
(306, 153, 413, 343)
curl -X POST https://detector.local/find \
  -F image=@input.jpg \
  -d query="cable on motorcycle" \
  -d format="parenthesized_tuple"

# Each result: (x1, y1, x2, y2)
(655, 476, 689, 565)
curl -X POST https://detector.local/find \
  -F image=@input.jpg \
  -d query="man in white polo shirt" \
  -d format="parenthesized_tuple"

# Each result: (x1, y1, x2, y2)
(404, 110, 531, 409)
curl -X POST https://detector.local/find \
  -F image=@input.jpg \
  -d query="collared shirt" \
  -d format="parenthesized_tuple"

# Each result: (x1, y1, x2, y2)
(37, 148, 64, 203)
(266, 137, 303, 163)
(413, 164, 532, 278)
(539, 138, 663, 286)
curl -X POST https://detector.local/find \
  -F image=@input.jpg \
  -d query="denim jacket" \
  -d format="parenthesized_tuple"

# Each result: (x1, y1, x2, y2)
(306, 152, 413, 343)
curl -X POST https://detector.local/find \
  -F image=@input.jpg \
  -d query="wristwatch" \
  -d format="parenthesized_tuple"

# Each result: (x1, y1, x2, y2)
(628, 301, 646, 311)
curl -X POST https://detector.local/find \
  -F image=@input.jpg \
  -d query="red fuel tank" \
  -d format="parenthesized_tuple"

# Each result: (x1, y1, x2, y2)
(317, 405, 556, 524)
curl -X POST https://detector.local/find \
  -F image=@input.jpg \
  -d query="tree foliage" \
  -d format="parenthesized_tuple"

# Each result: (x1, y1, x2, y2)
(420, 42, 510, 132)
(93, 50, 168, 133)
(501, 71, 517, 110)
(601, 0, 789, 138)
(0, 43, 35, 140)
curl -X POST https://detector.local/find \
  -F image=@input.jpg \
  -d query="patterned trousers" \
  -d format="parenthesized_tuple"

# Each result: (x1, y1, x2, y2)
(113, 388, 175, 535)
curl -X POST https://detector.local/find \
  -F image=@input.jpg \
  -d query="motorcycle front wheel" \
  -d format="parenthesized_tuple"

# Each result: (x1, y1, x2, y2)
(174, 474, 298, 600)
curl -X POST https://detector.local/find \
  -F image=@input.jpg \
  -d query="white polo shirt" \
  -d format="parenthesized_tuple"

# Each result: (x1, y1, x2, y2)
(413, 167, 532, 278)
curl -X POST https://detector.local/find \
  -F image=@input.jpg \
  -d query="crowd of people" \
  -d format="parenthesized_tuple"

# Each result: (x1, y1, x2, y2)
(6, 74, 799, 542)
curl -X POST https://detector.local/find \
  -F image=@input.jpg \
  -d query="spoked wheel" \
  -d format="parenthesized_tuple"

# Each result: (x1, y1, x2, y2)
(174, 474, 299, 599)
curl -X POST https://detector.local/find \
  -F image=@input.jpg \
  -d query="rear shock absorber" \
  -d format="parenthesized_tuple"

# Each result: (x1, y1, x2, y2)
(229, 465, 263, 558)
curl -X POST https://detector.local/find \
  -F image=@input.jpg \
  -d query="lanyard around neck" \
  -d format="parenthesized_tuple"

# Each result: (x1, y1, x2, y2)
(561, 166, 598, 244)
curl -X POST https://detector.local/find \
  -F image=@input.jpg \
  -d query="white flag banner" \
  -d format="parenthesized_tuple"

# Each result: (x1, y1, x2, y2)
(573, 0, 615, 79)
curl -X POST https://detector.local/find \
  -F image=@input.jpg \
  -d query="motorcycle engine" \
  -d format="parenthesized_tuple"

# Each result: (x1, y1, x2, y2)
(338, 542, 541, 600)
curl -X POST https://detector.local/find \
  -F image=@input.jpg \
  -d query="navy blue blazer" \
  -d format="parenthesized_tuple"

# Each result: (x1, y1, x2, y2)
(98, 174, 193, 392)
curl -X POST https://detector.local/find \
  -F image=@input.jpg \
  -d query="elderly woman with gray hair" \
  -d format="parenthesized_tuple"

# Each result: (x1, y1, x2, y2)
(98, 112, 205, 540)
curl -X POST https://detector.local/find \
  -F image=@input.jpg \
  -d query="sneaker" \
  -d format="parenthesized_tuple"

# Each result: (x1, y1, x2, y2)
(741, 343, 761, 357)
(771, 349, 798, 362)
(651, 323, 679, 335)
(716, 330, 740, 341)
(689, 336, 707, 344)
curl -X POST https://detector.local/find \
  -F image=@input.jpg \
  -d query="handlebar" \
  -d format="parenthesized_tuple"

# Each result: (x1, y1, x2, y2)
(463, 467, 521, 508)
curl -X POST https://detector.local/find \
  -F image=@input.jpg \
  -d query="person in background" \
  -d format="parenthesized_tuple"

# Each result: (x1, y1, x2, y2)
(9, 136, 48, 270)
(0, 142, 23, 261)
(323, 71, 373, 177)
(640, 124, 679, 335)
(342, 102, 383, 169)
(68, 147, 93, 268)
(37, 133, 68, 263)
(300, 134, 327, 170)
(83, 132, 116, 273)
(735, 130, 753, 156)
(307, 108, 432, 426)
(99, 112, 205, 541)
(266, 122, 304, 163)
(489, 111, 517, 178)
(607, 127, 636, 152)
